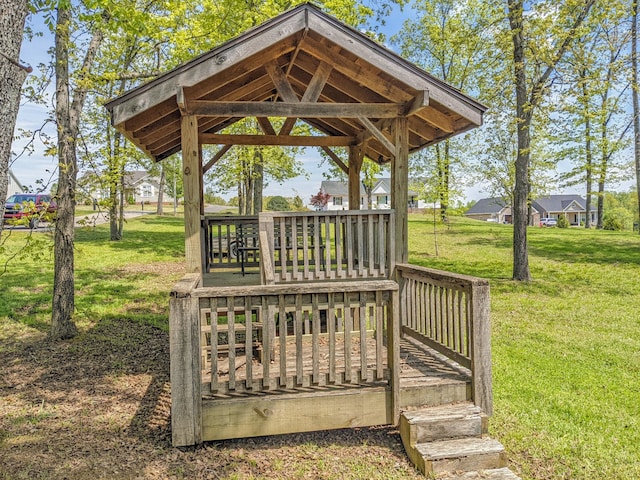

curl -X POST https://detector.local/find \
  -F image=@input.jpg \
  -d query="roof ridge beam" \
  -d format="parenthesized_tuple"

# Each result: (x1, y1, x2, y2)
(183, 101, 406, 118)
(200, 133, 356, 147)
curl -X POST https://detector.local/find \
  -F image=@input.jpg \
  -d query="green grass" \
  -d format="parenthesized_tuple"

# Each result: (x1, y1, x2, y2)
(1, 214, 639, 479)
(0, 215, 185, 336)
(408, 215, 640, 479)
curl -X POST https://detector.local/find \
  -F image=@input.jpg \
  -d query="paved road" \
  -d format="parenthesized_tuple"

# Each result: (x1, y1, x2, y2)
(2, 210, 151, 232)
(74, 210, 150, 227)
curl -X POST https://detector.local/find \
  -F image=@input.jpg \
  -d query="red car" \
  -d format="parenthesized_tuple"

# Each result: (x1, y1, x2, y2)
(3, 193, 57, 228)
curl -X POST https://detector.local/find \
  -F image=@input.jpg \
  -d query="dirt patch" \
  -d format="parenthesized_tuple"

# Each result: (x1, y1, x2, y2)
(0, 319, 423, 479)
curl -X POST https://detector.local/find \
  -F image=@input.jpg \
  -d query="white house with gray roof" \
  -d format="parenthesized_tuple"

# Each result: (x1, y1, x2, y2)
(531, 195, 595, 226)
(320, 178, 425, 210)
(465, 194, 595, 226)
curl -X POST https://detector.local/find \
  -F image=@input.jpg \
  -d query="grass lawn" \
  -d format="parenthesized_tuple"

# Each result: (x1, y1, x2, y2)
(408, 215, 640, 480)
(0, 214, 638, 479)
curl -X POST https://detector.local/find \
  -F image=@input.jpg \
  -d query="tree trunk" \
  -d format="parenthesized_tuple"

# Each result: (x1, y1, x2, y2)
(157, 165, 165, 215)
(508, 0, 532, 281)
(253, 151, 263, 214)
(437, 142, 450, 222)
(0, 0, 29, 239)
(583, 69, 593, 229)
(633, 0, 640, 234)
(51, 4, 78, 339)
(109, 131, 122, 240)
(51, 3, 105, 340)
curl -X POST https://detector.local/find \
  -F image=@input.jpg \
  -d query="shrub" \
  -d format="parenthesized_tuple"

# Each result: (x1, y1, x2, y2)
(267, 196, 291, 211)
(556, 216, 569, 228)
(603, 207, 633, 231)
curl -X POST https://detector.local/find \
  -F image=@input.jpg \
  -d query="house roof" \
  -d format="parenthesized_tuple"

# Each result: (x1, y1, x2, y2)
(321, 180, 355, 196)
(465, 197, 509, 215)
(531, 195, 590, 213)
(321, 177, 418, 198)
(104, 3, 486, 164)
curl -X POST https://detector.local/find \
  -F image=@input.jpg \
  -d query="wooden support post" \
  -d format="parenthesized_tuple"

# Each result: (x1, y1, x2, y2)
(348, 144, 363, 210)
(182, 115, 203, 272)
(169, 273, 202, 446)
(389, 289, 401, 424)
(391, 117, 409, 263)
(470, 281, 493, 416)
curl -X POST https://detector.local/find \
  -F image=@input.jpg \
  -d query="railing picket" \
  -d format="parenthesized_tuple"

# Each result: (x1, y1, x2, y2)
(278, 294, 287, 387)
(375, 290, 384, 380)
(295, 294, 303, 385)
(344, 293, 353, 383)
(335, 215, 344, 278)
(356, 215, 365, 277)
(227, 296, 236, 391)
(367, 214, 375, 276)
(262, 296, 271, 387)
(328, 292, 336, 383)
(245, 296, 253, 390)
(279, 217, 288, 282)
(302, 215, 310, 280)
(210, 298, 218, 392)
(313, 215, 321, 278)
(325, 216, 333, 279)
(292, 218, 300, 281)
(346, 216, 354, 277)
(359, 293, 368, 382)
(378, 213, 386, 276)
(312, 294, 320, 384)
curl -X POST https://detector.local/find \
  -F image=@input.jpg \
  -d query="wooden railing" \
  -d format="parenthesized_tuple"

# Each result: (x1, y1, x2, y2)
(203, 211, 395, 282)
(169, 274, 401, 445)
(396, 264, 493, 415)
(202, 215, 259, 271)
(260, 211, 394, 283)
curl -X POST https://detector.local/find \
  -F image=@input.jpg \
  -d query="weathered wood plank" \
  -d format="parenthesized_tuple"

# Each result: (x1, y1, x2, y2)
(181, 115, 203, 273)
(187, 100, 410, 118)
(201, 133, 357, 147)
(169, 291, 202, 446)
(201, 387, 391, 441)
(471, 282, 493, 416)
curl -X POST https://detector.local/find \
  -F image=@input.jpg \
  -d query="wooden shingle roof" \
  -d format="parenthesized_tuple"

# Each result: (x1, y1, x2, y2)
(105, 3, 486, 163)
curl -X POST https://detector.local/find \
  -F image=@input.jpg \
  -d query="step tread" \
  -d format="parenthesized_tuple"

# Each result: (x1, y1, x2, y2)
(403, 402, 482, 424)
(437, 467, 522, 480)
(416, 437, 505, 461)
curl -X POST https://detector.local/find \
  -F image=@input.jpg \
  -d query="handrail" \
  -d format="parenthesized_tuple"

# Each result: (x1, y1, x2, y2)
(396, 263, 493, 416)
(258, 210, 394, 283)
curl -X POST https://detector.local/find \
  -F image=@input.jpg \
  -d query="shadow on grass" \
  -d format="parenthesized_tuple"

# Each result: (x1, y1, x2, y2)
(0, 316, 421, 479)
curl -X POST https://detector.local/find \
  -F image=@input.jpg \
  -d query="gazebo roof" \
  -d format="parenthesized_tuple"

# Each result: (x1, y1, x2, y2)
(105, 3, 486, 163)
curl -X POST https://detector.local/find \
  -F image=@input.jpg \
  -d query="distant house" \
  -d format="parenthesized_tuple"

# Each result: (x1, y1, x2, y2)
(80, 170, 177, 205)
(531, 195, 595, 226)
(5, 170, 24, 201)
(465, 194, 595, 226)
(319, 178, 424, 211)
(464, 197, 511, 223)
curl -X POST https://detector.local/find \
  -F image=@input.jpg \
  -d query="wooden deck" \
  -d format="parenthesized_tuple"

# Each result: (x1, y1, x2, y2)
(203, 334, 470, 398)
(199, 335, 470, 441)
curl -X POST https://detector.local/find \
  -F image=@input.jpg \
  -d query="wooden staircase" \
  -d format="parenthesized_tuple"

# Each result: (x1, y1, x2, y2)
(399, 403, 521, 479)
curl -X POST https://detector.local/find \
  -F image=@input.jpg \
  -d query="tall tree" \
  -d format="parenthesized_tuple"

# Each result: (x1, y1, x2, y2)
(632, 0, 640, 234)
(507, 0, 595, 281)
(394, 0, 497, 220)
(51, 1, 106, 339)
(0, 0, 30, 239)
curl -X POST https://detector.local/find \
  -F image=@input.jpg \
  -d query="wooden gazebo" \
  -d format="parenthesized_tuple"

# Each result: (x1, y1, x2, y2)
(106, 5, 518, 478)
